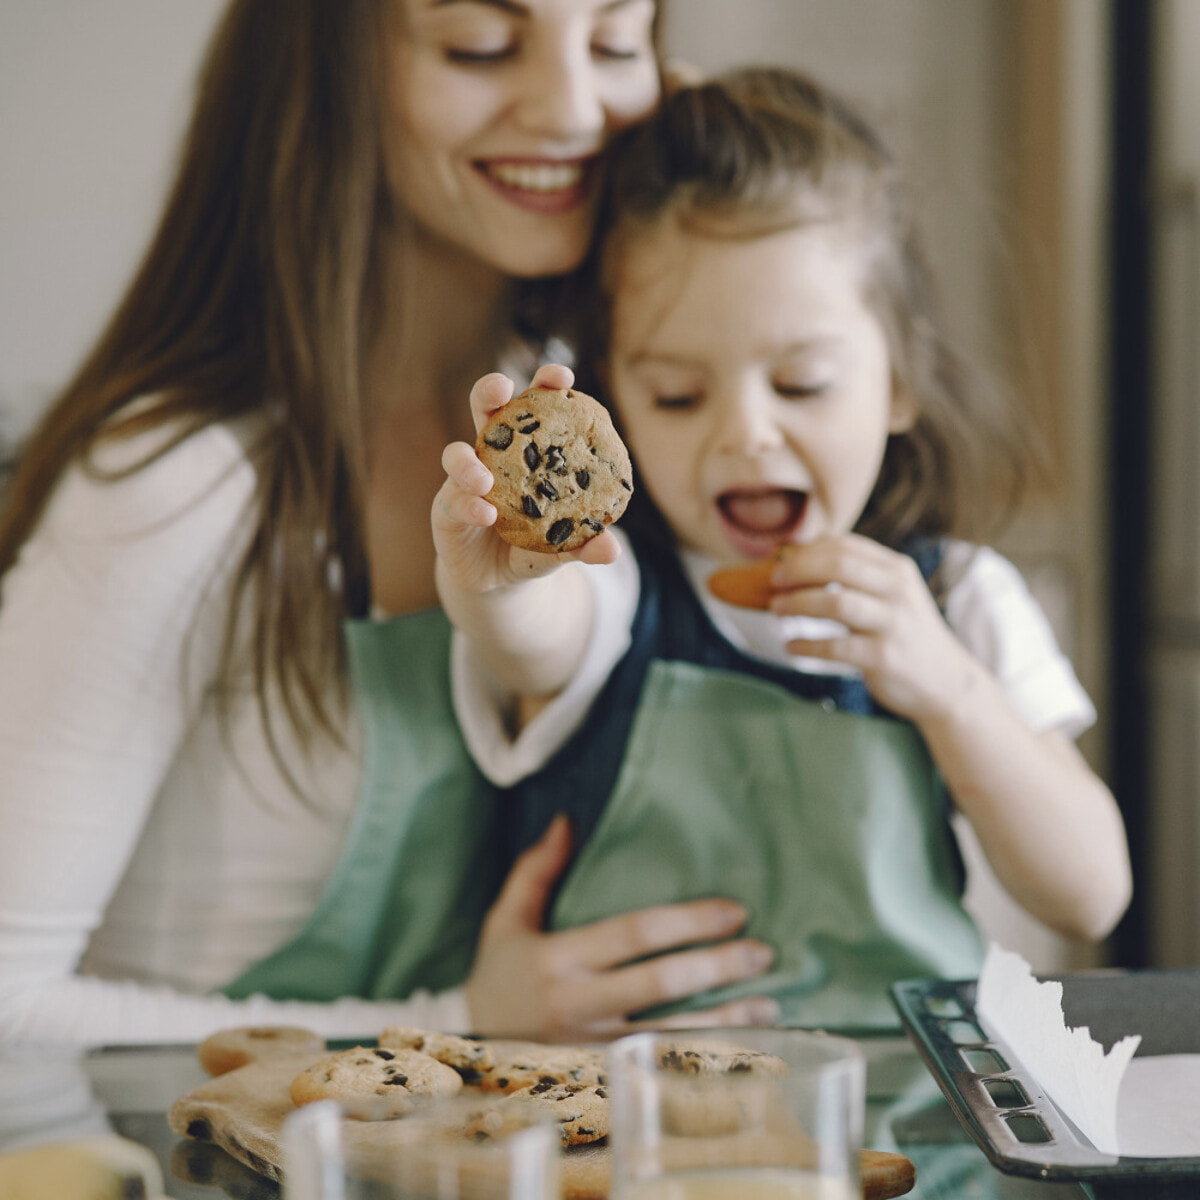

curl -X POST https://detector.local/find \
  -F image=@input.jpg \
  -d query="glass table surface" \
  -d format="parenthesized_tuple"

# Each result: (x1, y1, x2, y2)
(0, 1036, 1097, 1200)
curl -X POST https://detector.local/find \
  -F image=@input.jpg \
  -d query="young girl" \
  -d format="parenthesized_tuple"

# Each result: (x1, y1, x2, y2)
(435, 67, 1132, 1028)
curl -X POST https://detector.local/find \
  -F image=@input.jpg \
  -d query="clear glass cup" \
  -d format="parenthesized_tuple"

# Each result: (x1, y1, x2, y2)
(606, 1028, 865, 1200)
(280, 1091, 562, 1200)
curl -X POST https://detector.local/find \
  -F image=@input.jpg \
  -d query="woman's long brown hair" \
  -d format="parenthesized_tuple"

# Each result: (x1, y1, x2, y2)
(0, 1, 670, 781)
(0, 0, 383, 769)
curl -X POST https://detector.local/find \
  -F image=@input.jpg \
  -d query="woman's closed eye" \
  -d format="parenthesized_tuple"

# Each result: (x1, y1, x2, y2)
(445, 43, 517, 64)
(774, 379, 830, 400)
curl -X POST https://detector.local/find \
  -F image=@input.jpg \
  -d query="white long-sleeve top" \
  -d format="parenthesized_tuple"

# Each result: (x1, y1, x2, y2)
(0, 418, 472, 1046)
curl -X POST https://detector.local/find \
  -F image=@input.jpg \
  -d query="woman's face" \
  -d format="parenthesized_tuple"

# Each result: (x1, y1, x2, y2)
(383, 0, 660, 278)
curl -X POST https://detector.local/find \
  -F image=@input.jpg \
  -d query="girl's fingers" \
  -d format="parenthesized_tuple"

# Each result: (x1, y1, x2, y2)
(560, 529, 622, 567)
(548, 898, 751, 973)
(441, 440, 494, 496)
(469, 372, 518, 428)
(773, 584, 889, 632)
(777, 536, 896, 596)
(530, 363, 575, 391)
(468, 365, 576, 430)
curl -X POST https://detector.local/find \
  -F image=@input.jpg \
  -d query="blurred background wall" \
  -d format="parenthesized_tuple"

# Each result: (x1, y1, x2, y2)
(1, 1, 1195, 976)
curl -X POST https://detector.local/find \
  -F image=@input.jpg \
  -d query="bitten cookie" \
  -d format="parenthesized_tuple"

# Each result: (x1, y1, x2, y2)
(197, 1025, 325, 1077)
(290, 1046, 462, 1119)
(707, 558, 779, 610)
(378, 1027, 495, 1081)
(505, 1081, 610, 1147)
(476, 386, 633, 552)
(479, 1040, 608, 1094)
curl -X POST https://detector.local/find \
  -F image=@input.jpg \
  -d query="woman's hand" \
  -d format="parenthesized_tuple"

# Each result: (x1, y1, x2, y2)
(770, 533, 973, 723)
(465, 815, 780, 1041)
(433, 363, 619, 600)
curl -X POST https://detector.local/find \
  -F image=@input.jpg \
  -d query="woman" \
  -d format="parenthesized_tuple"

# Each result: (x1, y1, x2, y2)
(0, 0, 776, 1046)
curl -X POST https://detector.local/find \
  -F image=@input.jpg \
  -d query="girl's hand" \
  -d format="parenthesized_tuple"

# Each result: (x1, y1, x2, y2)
(771, 533, 974, 723)
(465, 815, 780, 1041)
(433, 364, 620, 598)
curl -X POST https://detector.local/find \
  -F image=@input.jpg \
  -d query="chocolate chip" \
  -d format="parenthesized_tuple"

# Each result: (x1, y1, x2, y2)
(524, 443, 541, 470)
(519, 421, 541, 434)
(596, 1088, 607, 1099)
(484, 424, 514, 450)
(547, 519, 574, 546)
(374, 1049, 395, 1060)
(522, 495, 542, 518)
(546, 446, 567, 474)
(187, 1119, 213, 1141)
(620, 478, 632, 491)
(536, 481, 559, 501)
(575, 469, 590, 490)
(382, 1076, 409, 1086)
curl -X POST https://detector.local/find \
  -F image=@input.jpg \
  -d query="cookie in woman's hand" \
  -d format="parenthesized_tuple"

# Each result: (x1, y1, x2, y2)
(476, 385, 633, 553)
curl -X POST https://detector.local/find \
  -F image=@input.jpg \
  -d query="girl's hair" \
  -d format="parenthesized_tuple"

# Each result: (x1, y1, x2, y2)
(0, 1, 664, 778)
(575, 66, 1029, 551)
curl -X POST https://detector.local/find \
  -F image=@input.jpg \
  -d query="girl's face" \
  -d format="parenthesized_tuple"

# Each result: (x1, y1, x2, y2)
(608, 218, 915, 561)
(383, 0, 660, 278)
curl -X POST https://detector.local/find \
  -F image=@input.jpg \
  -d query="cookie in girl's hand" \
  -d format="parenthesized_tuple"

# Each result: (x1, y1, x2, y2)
(476, 386, 633, 552)
(707, 557, 780, 610)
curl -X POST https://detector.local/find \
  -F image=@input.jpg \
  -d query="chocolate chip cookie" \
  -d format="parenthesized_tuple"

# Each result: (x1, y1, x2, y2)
(290, 1045, 462, 1119)
(478, 1040, 608, 1094)
(476, 385, 633, 552)
(378, 1027, 495, 1081)
(505, 1081, 610, 1146)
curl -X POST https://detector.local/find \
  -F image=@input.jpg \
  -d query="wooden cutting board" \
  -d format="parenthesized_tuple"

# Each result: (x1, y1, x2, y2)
(167, 1051, 915, 1200)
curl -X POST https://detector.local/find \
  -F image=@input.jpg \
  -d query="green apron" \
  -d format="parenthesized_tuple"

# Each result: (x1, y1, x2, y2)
(224, 610, 503, 1004)
(548, 659, 985, 1031)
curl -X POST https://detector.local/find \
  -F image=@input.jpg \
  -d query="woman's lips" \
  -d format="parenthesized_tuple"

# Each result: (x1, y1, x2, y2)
(474, 158, 591, 214)
(717, 488, 808, 557)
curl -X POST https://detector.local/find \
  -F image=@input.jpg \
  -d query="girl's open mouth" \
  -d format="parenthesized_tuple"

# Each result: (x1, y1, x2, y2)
(717, 488, 807, 556)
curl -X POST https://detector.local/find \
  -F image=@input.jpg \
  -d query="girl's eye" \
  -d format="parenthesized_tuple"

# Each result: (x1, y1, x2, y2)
(655, 394, 701, 411)
(775, 382, 829, 399)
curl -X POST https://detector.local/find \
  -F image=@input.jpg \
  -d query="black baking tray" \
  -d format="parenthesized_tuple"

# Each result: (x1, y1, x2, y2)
(891, 969, 1200, 1196)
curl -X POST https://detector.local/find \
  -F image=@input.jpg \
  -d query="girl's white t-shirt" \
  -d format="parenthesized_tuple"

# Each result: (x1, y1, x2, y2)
(453, 531, 1096, 787)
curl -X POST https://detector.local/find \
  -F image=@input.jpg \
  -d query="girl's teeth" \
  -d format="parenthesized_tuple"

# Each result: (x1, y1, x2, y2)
(488, 162, 582, 192)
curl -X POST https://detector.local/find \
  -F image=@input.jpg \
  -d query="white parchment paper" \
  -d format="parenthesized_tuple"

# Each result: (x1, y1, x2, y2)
(975, 944, 1200, 1158)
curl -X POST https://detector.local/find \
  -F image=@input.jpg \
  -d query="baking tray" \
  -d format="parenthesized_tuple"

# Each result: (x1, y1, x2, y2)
(891, 969, 1200, 1196)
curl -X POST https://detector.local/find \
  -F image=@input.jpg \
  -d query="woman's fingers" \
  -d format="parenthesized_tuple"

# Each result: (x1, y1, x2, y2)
(481, 814, 573, 940)
(630, 994, 781, 1032)
(547, 897, 751, 972)
(563, 937, 775, 1025)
